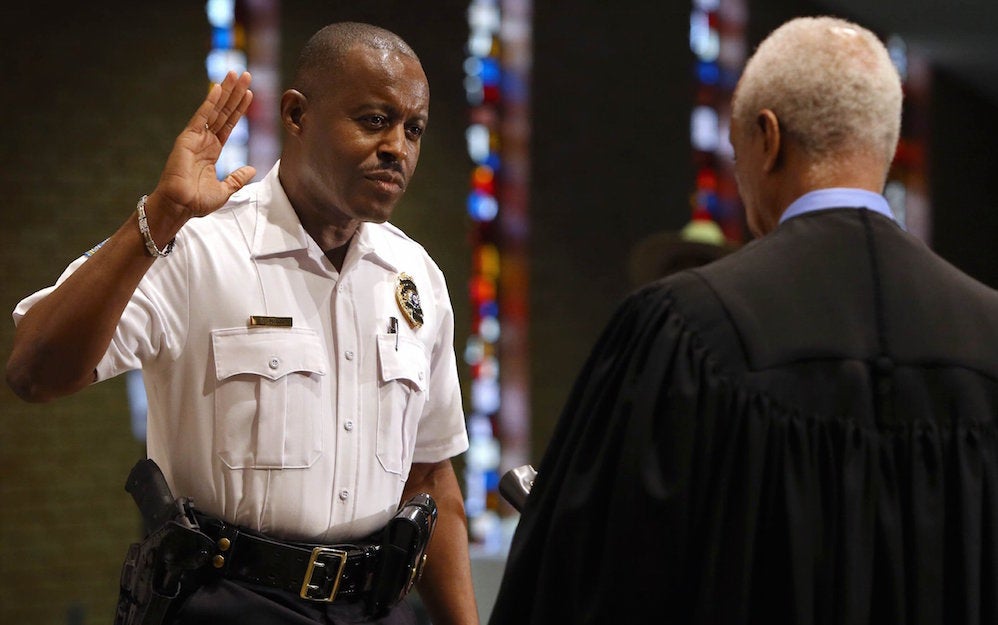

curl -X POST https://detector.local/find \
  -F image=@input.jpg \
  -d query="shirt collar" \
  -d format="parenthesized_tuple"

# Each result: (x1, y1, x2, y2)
(351, 221, 401, 274)
(779, 187, 897, 225)
(248, 162, 311, 257)
(246, 162, 400, 273)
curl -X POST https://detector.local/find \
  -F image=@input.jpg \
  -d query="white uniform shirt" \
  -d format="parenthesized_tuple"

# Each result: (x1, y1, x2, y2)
(14, 163, 469, 542)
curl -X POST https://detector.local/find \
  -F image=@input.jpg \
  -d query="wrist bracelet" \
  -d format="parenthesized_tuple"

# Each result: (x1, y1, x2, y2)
(136, 194, 176, 258)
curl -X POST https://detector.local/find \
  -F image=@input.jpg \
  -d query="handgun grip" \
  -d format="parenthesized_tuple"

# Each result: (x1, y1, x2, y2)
(125, 458, 184, 534)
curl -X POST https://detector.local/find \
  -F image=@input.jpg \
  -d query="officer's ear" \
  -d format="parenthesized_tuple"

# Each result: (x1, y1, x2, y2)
(281, 89, 308, 135)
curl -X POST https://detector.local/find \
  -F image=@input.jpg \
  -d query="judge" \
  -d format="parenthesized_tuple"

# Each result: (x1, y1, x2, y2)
(489, 16, 998, 625)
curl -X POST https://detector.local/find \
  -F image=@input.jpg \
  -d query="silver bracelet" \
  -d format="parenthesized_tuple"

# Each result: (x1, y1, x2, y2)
(136, 194, 176, 257)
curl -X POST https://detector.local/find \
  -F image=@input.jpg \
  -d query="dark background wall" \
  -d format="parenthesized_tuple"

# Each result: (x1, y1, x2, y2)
(928, 68, 998, 289)
(1, 1, 996, 623)
(527, 0, 694, 450)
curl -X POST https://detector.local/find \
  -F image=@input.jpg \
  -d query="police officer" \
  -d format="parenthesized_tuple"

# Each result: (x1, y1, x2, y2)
(8, 22, 478, 625)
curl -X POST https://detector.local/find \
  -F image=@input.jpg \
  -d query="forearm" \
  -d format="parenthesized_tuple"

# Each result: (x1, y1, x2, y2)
(7, 72, 254, 403)
(403, 460, 479, 625)
(6, 196, 185, 401)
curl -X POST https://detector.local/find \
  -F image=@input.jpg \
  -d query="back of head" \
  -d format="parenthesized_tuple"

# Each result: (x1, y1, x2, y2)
(732, 16, 902, 168)
(292, 22, 420, 98)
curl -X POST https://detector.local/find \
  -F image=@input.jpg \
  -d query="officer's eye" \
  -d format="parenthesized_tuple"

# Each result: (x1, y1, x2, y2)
(361, 115, 389, 129)
(406, 124, 425, 140)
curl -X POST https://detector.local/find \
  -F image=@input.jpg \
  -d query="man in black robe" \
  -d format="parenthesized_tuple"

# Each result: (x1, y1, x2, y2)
(489, 16, 998, 625)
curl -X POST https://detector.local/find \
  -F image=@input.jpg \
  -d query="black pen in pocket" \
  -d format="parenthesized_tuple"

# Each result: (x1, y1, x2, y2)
(389, 316, 399, 350)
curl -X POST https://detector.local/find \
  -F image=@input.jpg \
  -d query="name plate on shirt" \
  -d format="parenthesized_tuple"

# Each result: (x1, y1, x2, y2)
(249, 315, 293, 328)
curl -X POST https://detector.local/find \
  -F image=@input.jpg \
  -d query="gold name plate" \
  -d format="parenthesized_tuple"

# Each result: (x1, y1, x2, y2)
(249, 315, 293, 327)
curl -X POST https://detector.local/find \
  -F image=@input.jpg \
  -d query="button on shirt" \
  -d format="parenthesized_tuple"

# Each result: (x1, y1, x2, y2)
(13, 163, 469, 543)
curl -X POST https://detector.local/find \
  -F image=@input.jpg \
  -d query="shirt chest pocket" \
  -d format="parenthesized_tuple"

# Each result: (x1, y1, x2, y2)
(376, 334, 428, 479)
(211, 328, 327, 470)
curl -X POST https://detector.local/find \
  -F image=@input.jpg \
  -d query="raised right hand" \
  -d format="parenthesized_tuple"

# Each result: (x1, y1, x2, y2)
(151, 70, 257, 221)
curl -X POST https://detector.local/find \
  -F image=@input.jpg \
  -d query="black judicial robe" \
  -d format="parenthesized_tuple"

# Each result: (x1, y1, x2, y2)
(488, 208, 998, 625)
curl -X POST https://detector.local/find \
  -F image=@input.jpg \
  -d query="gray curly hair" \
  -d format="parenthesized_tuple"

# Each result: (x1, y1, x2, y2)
(732, 16, 902, 167)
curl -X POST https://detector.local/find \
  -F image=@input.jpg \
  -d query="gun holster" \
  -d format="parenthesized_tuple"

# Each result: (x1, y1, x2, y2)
(367, 492, 438, 617)
(114, 459, 214, 625)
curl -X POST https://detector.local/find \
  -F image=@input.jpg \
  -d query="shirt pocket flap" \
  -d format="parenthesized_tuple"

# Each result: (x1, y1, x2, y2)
(212, 327, 327, 381)
(377, 334, 427, 391)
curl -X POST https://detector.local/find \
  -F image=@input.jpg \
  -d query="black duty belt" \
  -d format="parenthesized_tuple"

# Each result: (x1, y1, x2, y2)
(192, 511, 382, 603)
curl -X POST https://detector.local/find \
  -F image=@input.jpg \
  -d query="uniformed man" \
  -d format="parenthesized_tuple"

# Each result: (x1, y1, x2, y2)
(7, 22, 478, 625)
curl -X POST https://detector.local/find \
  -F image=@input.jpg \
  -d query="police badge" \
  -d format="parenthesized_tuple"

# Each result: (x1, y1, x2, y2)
(395, 273, 424, 330)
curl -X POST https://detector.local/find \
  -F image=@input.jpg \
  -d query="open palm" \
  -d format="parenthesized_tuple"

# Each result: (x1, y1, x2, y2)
(155, 70, 257, 219)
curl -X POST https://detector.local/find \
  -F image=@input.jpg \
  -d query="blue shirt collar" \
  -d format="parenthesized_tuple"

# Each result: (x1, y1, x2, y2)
(779, 188, 897, 225)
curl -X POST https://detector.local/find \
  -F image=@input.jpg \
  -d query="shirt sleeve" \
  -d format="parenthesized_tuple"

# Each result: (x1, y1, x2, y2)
(12, 241, 190, 382)
(411, 261, 469, 464)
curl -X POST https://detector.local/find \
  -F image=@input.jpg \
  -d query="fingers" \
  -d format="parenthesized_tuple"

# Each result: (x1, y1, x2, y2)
(215, 86, 253, 146)
(189, 70, 252, 137)
(220, 165, 258, 195)
(208, 70, 252, 134)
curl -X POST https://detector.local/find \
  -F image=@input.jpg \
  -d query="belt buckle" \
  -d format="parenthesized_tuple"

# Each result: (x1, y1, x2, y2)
(300, 547, 348, 602)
